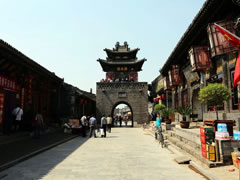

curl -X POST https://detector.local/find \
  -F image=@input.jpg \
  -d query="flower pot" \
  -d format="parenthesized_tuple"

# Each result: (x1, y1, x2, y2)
(180, 121, 190, 128)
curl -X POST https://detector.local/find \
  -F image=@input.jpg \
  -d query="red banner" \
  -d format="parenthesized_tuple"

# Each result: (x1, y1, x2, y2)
(0, 75, 17, 92)
(0, 92, 4, 125)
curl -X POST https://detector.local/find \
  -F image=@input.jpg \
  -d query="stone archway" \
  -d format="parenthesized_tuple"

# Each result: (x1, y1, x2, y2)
(96, 82, 148, 127)
(111, 101, 133, 127)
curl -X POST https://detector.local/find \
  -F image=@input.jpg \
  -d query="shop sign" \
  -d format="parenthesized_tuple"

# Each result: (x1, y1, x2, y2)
(0, 75, 17, 92)
(156, 78, 165, 92)
(216, 59, 223, 74)
(21, 88, 24, 109)
(229, 53, 237, 66)
(183, 66, 200, 84)
(27, 76, 33, 104)
(0, 92, 4, 125)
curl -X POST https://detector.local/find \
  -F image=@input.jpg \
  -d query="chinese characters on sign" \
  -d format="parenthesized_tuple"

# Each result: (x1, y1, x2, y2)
(0, 75, 17, 92)
(0, 92, 4, 125)
(28, 76, 33, 104)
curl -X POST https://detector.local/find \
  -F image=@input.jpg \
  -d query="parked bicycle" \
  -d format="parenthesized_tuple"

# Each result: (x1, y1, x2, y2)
(158, 126, 165, 148)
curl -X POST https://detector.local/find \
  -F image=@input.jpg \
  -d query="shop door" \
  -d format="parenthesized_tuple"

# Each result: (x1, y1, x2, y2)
(0, 92, 4, 126)
(2, 90, 16, 133)
(192, 89, 203, 121)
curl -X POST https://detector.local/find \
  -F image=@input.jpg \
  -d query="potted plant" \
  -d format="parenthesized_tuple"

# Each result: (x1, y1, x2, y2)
(154, 104, 166, 122)
(154, 104, 166, 114)
(198, 83, 231, 120)
(176, 105, 192, 128)
(160, 108, 174, 124)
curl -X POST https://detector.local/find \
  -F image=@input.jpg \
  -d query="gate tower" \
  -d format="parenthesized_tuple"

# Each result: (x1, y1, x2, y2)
(96, 42, 148, 127)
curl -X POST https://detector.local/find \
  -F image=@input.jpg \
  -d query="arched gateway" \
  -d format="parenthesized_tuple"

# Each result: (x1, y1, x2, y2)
(96, 42, 148, 127)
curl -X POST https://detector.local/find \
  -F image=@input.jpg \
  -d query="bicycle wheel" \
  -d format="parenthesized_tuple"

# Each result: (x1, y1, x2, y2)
(159, 133, 164, 148)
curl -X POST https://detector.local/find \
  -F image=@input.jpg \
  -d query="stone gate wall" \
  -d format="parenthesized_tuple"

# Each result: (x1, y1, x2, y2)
(96, 82, 148, 126)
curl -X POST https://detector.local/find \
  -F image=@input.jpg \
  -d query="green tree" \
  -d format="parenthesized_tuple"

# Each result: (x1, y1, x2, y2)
(154, 104, 165, 114)
(198, 83, 231, 120)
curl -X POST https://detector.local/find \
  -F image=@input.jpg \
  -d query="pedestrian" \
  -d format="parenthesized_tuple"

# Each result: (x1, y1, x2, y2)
(100, 114, 107, 137)
(155, 113, 162, 140)
(12, 104, 23, 132)
(89, 115, 97, 138)
(80, 115, 87, 137)
(32, 111, 44, 139)
(119, 116, 122, 127)
(106, 115, 112, 133)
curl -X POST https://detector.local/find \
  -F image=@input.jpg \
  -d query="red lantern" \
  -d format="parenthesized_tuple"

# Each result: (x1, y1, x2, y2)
(161, 94, 166, 100)
(153, 98, 158, 102)
(80, 98, 84, 104)
(84, 100, 87, 104)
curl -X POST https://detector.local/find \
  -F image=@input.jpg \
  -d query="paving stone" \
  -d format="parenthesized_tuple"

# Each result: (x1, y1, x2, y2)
(1, 128, 205, 180)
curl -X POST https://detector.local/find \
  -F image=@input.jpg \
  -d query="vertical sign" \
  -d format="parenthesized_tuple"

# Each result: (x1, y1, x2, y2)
(21, 88, 24, 109)
(28, 76, 33, 104)
(0, 92, 4, 125)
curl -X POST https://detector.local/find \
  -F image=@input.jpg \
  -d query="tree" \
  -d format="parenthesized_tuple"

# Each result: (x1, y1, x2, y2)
(154, 104, 165, 114)
(198, 83, 231, 120)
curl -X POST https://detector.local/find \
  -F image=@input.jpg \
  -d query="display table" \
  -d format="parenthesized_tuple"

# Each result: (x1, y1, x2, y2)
(204, 120, 236, 136)
(215, 139, 240, 164)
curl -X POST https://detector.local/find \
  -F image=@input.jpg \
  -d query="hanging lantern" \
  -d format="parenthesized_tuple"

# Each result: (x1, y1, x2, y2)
(172, 65, 181, 86)
(161, 94, 166, 100)
(153, 98, 158, 102)
(84, 100, 87, 104)
(207, 20, 236, 57)
(188, 46, 212, 72)
(80, 98, 84, 104)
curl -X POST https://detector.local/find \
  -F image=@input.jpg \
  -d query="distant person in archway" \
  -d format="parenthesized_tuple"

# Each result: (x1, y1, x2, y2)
(119, 116, 122, 127)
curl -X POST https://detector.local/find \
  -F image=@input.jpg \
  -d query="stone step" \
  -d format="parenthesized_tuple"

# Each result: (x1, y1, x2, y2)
(167, 135, 224, 168)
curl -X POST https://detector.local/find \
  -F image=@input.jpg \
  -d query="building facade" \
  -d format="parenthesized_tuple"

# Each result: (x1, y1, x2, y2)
(151, 0, 240, 122)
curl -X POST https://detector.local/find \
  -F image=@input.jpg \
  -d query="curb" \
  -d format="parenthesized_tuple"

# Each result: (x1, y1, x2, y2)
(190, 161, 221, 180)
(0, 134, 79, 172)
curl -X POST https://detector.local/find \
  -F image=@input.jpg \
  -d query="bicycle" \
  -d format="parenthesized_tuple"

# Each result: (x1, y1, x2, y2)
(158, 126, 165, 148)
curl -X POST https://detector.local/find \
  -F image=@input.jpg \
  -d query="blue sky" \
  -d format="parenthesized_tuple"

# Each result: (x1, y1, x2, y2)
(0, 0, 205, 93)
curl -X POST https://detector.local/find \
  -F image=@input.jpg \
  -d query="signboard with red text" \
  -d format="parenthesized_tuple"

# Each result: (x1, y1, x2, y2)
(0, 92, 4, 125)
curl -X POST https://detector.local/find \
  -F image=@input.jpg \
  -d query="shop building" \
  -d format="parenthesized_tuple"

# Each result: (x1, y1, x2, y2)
(151, 0, 240, 122)
(60, 83, 96, 121)
(0, 40, 64, 133)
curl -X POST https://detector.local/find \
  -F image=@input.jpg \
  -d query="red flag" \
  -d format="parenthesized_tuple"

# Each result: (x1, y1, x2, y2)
(215, 23, 240, 87)
(215, 23, 240, 49)
(234, 53, 240, 87)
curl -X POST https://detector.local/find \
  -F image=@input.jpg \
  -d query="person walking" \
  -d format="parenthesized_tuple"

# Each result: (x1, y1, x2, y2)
(155, 113, 162, 140)
(33, 111, 44, 139)
(12, 104, 23, 132)
(106, 115, 112, 133)
(80, 115, 87, 137)
(119, 116, 122, 127)
(100, 114, 107, 137)
(89, 115, 97, 138)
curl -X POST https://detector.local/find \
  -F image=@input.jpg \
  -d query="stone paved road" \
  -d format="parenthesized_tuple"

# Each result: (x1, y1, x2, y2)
(1, 128, 205, 180)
